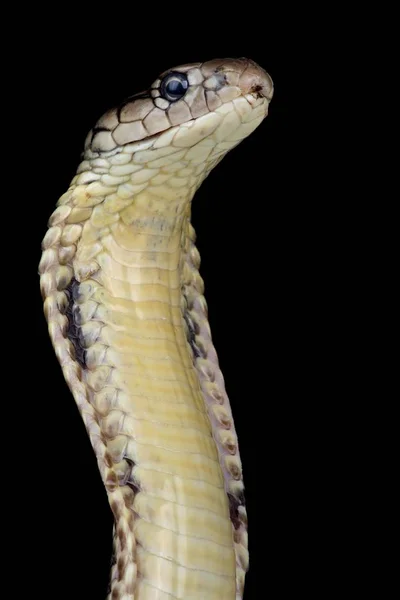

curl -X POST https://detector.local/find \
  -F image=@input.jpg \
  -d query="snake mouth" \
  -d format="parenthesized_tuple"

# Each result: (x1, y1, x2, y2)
(110, 94, 269, 150)
(243, 92, 270, 114)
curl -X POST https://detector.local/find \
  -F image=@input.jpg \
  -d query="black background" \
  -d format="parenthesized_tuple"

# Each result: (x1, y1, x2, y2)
(21, 13, 336, 600)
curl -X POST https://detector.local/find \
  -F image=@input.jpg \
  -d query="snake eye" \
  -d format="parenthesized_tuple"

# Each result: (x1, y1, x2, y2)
(160, 72, 189, 102)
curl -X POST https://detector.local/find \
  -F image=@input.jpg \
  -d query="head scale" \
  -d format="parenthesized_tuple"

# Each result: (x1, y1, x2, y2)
(84, 58, 273, 159)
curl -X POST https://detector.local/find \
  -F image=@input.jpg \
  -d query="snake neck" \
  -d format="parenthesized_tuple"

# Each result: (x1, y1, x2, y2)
(41, 150, 248, 599)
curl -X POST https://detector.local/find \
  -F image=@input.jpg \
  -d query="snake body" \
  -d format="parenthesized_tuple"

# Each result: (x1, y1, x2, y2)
(39, 58, 273, 599)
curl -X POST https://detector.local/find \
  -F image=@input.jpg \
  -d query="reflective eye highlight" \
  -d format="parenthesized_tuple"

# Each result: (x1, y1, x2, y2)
(160, 72, 189, 102)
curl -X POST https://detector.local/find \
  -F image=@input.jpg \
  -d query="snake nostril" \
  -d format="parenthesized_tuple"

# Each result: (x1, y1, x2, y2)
(249, 83, 266, 99)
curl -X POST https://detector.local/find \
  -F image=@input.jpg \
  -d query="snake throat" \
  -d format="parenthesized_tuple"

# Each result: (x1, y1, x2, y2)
(40, 57, 273, 600)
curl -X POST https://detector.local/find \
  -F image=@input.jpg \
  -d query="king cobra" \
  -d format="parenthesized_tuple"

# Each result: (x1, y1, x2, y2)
(39, 58, 273, 599)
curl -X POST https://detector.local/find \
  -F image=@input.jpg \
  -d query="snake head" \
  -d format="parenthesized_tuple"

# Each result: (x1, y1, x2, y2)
(85, 58, 273, 158)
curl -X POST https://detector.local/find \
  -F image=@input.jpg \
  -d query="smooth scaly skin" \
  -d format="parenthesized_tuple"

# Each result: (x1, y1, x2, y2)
(39, 58, 273, 599)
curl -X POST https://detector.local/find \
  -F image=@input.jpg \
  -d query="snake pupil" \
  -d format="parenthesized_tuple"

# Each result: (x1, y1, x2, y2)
(160, 72, 188, 102)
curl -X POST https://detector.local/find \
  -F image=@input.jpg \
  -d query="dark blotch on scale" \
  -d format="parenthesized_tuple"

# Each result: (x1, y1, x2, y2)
(183, 301, 203, 359)
(185, 315, 201, 358)
(124, 457, 140, 495)
(227, 492, 246, 530)
(65, 278, 87, 368)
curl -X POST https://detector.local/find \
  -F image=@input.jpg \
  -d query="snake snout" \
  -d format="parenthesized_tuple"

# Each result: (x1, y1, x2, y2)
(238, 58, 274, 101)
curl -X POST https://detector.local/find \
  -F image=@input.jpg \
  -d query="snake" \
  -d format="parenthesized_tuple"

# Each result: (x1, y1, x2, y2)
(39, 57, 273, 599)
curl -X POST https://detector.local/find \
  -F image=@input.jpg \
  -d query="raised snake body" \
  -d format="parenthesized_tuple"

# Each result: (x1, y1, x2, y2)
(39, 58, 273, 599)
